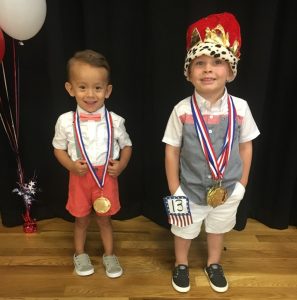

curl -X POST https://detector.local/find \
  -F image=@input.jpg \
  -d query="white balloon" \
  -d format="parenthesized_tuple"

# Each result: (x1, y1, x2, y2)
(0, 0, 47, 41)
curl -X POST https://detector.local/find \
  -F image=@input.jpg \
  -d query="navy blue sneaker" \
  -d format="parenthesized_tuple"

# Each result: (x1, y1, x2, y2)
(204, 264, 228, 292)
(172, 264, 190, 292)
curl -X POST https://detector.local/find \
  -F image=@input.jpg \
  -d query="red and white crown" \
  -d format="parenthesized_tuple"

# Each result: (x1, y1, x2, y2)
(184, 12, 241, 80)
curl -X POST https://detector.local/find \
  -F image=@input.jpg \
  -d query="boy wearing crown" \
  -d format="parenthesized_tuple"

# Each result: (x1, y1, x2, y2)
(162, 13, 260, 293)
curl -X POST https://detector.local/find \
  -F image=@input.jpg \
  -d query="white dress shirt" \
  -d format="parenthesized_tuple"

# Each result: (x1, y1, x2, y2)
(52, 105, 132, 165)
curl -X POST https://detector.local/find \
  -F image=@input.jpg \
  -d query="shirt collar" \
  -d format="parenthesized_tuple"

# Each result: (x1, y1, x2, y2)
(194, 88, 228, 112)
(76, 105, 105, 117)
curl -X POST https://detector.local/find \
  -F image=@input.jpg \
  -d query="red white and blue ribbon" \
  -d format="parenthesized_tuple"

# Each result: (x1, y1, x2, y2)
(73, 108, 113, 188)
(190, 94, 237, 181)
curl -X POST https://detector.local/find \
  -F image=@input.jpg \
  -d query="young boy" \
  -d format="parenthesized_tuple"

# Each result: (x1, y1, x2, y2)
(162, 12, 260, 293)
(52, 49, 132, 278)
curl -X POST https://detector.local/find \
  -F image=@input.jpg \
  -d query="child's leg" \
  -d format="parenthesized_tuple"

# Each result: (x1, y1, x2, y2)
(206, 232, 224, 266)
(171, 235, 192, 292)
(204, 232, 228, 292)
(73, 215, 94, 276)
(174, 235, 192, 266)
(95, 215, 113, 255)
(96, 215, 123, 278)
(74, 215, 91, 255)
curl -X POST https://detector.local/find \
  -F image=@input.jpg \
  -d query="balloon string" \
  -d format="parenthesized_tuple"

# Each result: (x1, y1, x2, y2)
(12, 39, 23, 184)
(0, 104, 16, 150)
(12, 38, 19, 140)
(1, 61, 9, 99)
(16, 154, 24, 186)
(1, 41, 18, 148)
(0, 38, 24, 184)
(0, 62, 18, 151)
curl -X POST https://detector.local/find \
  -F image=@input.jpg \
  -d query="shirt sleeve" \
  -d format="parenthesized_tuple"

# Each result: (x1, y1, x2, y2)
(239, 103, 260, 143)
(111, 112, 132, 149)
(52, 115, 68, 150)
(162, 105, 183, 147)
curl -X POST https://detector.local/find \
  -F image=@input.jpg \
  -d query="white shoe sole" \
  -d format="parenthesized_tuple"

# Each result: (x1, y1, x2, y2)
(172, 279, 190, 293)
(204, 268, 228, 292)
(105, 268, 123, 278)
(75, 268, 94, 276)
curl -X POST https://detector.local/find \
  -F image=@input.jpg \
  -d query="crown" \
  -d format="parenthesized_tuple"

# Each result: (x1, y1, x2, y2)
(186, 12, 241, 59)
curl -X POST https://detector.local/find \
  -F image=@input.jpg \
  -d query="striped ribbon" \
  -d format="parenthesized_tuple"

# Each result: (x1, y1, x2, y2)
(73, 108, 112, 188)
(190, 94, 236, 181)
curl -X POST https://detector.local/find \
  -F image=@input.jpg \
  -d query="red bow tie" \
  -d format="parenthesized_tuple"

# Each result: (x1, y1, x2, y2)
(79, 113, 101, 122)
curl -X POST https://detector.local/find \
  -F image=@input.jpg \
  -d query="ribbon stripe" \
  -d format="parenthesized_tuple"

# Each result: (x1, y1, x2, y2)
(74, 108, 112, 189)
(191, 94, 237, 181)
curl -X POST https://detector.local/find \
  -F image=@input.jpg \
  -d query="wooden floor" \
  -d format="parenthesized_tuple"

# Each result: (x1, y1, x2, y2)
(0, 215, 296, 300)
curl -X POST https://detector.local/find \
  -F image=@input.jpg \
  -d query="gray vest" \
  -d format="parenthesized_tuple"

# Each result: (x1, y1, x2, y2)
(180, 115, 242, 205)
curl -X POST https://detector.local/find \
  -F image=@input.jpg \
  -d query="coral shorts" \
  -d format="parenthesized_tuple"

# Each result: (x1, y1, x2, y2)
(66, 165, 120, 217)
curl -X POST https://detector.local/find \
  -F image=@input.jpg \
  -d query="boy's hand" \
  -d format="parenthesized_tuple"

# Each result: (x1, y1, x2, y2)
(72, 159, 88, 176)
(107, 159, 124, 177)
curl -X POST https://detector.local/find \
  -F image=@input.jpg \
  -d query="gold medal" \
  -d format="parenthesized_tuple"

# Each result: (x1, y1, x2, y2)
(93, 197, 111, 213)
(207, 185, 228, 208)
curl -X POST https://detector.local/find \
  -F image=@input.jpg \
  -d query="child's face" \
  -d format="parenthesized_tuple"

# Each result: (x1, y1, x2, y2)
(65, 61, 112, 113)
(187, 55, 234, 100)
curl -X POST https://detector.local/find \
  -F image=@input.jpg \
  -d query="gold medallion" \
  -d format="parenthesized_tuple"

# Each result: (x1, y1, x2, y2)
(93, 197, 111, 213)
(207, 186, 228, 208)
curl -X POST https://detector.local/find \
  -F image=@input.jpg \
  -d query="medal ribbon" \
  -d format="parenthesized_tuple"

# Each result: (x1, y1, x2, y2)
(73, 108, 112, 188)
(190, 94, 236, 180)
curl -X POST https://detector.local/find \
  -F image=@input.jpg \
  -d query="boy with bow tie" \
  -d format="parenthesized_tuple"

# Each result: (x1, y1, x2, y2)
(52, 49, 132, 278)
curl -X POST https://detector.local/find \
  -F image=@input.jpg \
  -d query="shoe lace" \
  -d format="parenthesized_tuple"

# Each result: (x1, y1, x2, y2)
(104, 255, 120, 267)
(174, 265, 189, 279)
(208, 264, 224, 278)
(75, 254, 91, 266)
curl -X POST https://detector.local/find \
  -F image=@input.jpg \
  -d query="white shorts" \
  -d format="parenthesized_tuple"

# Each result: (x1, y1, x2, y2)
(171, 182, 246, 239)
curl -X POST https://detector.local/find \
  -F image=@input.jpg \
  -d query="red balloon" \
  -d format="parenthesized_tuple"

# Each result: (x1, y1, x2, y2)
(0, 28, 5, 61)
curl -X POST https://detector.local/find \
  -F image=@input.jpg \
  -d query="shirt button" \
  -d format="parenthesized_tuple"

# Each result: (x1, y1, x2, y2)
(209, 115, 213, 119)
(209, 129, 212, 133)
(208, 175, 212, 179)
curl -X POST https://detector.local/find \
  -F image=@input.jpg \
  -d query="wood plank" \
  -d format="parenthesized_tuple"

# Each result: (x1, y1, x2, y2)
(0, 216, 296, 299)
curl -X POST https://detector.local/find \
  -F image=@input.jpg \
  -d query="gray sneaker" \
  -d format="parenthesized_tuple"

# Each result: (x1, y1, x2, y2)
(73, 253, 94, 276)
(103, 254, 123, 278)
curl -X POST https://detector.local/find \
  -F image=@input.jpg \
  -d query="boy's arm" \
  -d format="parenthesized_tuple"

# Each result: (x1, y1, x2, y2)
(239, 140, 253, 187)
(108, 145, 132, 177)
(54, 148, 88, 176)
(165, 144, 180, 195)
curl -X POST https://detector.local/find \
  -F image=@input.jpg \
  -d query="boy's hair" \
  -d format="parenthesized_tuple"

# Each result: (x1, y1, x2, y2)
(66, 49, 111, 82)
